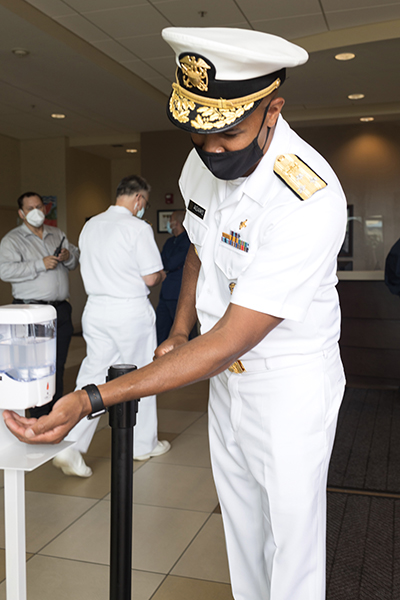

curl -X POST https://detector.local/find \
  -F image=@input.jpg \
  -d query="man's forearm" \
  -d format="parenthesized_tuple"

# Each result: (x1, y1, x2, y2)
(0, 259, 41, 282)
(170, 244, 200, 338)
(2, 302, 281, 445)
(142, 269, 166, 287)
(96, 303, 281, 410)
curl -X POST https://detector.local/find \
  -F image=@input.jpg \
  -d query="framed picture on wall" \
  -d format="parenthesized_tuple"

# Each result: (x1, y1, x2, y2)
(339, 204, 354, 257)
(157, 210, 174, 233)
(337, 260, 353, 271)
(43, 195, 57, 226)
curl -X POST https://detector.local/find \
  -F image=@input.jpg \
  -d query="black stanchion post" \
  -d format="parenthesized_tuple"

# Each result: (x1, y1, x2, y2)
(107, 364, 139, 600)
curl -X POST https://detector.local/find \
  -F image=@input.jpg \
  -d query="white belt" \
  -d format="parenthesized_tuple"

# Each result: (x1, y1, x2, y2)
(228, 346, 338, 374)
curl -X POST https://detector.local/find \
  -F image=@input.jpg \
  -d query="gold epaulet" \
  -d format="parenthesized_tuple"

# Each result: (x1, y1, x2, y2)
(273, 154, 327, 201)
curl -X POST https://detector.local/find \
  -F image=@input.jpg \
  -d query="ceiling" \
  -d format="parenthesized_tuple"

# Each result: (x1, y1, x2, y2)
(1, 0, 400, 157)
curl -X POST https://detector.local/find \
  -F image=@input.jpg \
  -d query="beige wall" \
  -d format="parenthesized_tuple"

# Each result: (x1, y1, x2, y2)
(294, 121, 400, 271)
(66, 147, 112, 330)
(141, 128, 192, 307)
(21, 137, 68, 232)
(0, 133, 21, 304)
(141, 128, 192, 248)
(111, 155, 141, 198)
(0, 133, 20, 207)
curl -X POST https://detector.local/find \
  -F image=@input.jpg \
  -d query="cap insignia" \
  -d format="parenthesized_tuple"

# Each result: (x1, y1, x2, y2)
(273, 154, 327, 201)
(180, 55, 211, 92)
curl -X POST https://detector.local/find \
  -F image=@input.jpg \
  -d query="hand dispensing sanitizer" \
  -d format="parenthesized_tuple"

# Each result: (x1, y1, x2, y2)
(0, 304, 74, 600)
(0, 304, 56, 410)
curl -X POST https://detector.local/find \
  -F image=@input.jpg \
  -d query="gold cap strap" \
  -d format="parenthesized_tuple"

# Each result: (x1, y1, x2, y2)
(172, 77, 281, 110)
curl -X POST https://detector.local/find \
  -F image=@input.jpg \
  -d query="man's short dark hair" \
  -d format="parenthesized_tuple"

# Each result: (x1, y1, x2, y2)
(116, 175, 150, 199)
(17, 192, 43, 210)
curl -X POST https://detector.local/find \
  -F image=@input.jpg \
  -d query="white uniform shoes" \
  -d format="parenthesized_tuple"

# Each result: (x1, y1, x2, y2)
(53, 440, 171, 476)
(53, 448, 93, 478)
(134, 440, 171, 461)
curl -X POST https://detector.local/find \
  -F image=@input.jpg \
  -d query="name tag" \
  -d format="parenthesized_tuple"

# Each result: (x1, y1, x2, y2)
(188, 200, 206, 220)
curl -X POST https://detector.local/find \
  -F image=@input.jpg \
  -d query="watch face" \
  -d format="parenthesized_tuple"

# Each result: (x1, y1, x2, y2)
(87, 408, 107, 420)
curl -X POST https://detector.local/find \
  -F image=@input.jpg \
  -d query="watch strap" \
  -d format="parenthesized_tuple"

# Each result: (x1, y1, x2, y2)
(83, 384, 107, 419)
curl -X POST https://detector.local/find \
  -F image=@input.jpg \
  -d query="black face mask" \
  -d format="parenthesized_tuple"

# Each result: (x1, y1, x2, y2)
(193, 103, 271, 181)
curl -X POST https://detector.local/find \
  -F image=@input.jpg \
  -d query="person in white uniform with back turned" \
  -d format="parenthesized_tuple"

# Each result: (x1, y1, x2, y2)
(5, 29, 347, 599)
(53, 174, 170, 477)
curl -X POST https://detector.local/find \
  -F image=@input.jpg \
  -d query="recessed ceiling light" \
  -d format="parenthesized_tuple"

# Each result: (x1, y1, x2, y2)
(126, 148, 137, 153)
(348, 93, 365, 100)
(335, 52, 355, 61)
(51, 113, 65, 119)
(12, 48, 30, 57)
(360, 117, 374, 122)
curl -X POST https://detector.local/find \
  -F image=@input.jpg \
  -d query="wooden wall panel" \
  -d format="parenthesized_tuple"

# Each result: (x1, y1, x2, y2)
(338, 281, 400, 385)
(341, 318, 400, 349)
(338, 281, 400, 319)
(340, 346, 400, 380)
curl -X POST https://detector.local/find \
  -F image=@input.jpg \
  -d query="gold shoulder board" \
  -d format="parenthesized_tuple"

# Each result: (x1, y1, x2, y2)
(274, 154, 327, 201)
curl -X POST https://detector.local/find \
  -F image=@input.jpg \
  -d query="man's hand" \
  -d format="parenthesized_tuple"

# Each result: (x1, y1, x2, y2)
(3, 390, 91, 444)
(154, 332, 188, 359)
(57, 248, 70, 262)
(43, 255, 59, 270)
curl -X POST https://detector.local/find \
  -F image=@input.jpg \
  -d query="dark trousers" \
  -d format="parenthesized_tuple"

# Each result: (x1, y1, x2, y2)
(156, 297, 197, 346)
(13, 299, 74, 418)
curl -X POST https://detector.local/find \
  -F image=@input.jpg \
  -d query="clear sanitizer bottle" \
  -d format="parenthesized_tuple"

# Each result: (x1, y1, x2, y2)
(0, 304, 56, 410)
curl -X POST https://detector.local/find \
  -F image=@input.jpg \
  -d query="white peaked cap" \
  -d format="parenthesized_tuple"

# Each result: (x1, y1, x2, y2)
(162, 27, 308, 81)
(161, 27, 308, 133)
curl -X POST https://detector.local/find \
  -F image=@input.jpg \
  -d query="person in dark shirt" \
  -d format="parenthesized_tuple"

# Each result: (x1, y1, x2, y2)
(385, 238, 400, 295)
(156, 210, 197, 344)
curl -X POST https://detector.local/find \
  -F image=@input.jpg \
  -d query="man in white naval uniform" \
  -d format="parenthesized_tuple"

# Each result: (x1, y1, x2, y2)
(53, 175, 170, 477)
(5, 29, 347, 600)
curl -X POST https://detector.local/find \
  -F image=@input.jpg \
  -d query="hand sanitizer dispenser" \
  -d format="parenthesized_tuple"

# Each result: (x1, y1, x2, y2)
(0, 304, 56, 410)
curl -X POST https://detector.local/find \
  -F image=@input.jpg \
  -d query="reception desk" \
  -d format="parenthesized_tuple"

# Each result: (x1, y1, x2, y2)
(337, 272, 400, 386)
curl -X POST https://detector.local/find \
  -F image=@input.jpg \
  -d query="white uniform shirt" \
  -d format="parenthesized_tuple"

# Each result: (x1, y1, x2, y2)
(180, 116, 347, 359)
(79, 205, 163, 299)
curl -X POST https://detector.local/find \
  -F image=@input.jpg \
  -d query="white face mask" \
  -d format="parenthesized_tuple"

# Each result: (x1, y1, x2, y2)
(24, 208, 45, 227)
(136, 206, 145, 219)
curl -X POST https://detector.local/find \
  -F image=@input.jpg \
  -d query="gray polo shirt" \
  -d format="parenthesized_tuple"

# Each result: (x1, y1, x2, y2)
(0, 224, 79, 302)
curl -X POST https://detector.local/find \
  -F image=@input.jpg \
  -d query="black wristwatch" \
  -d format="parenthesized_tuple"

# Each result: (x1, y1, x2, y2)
(83, 384, 107, 419)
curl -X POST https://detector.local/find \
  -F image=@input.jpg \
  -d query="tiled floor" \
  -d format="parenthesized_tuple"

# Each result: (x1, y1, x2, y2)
(0, 335, 233, 600)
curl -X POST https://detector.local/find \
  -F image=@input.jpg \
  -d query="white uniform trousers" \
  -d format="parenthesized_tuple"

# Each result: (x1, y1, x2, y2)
(208, 344, 345, 600)
(65, 295, 158, 457)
